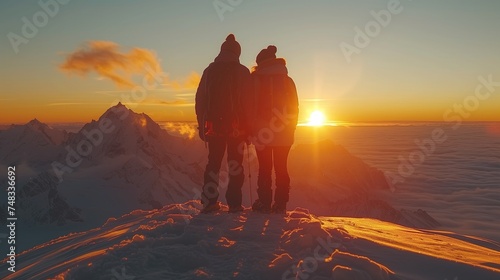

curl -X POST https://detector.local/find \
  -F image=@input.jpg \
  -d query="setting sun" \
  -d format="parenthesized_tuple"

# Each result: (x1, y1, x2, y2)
(308, 110, 327, 126)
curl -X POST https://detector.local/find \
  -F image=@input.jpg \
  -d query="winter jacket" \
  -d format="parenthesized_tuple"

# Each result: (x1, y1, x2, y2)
(250, 58, 299, 147)
(195, 51, 251, 139)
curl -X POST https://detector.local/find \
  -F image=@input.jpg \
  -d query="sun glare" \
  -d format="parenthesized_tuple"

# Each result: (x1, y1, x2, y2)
(308, 110, 326, 126)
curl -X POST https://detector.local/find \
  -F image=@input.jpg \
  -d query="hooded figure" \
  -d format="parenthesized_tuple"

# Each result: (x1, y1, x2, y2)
(249, 45, 299, 213)
(195, 34, 251, 213)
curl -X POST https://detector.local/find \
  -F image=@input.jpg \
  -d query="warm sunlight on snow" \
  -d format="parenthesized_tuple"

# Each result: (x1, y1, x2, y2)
(322, 217, 500, 273)
(4, 202, 500, 280)
(307, 110, 327, 126)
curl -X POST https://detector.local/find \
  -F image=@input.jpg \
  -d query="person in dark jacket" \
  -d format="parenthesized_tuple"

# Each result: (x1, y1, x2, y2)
(249, 45, 299, 213)
(195, 34, 251, 213)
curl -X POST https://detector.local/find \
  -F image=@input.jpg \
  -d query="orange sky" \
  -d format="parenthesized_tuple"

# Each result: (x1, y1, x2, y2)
(1, 1, 499, 124)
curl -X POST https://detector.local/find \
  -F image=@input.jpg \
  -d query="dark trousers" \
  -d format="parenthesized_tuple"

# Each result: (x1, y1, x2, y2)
(202, 136, 245, 208)
(255, 145, 291, 205)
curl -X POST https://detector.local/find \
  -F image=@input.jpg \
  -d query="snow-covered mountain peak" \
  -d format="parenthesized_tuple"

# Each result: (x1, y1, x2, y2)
(23, 118, 66, 145)
(102, 103, 164, 138)
(0, 119, 66, 166)
(24, 118, 66, 144)
(98, 102, 131, 122)
(67, 103, 176, 163)
(27, 118, 44, 127)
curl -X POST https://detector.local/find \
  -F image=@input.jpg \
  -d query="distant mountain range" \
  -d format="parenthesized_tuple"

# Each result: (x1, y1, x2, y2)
(0, 103, 439, 250)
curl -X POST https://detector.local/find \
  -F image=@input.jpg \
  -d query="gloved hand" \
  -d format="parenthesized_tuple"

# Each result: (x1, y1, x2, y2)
(198, 126, 205, 141)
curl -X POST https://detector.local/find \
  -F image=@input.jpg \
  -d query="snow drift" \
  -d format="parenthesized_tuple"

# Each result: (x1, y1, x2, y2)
(1, 201, 499, 280)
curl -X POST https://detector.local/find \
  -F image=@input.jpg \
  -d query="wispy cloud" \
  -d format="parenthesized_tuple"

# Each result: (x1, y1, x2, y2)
(302, 98, 334, 102)
(120, 101, 194, 107)
(163, 122, 197, 139)
(175, 93, 195, 97)
(46, 102, 111, 106)
(59, 41, 201, 108)
(60, 41, 163, 88)
(159, 100, 194, 106)
(164, 72, 200, 90)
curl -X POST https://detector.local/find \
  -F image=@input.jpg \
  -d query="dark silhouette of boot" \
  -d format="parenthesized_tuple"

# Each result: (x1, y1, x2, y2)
(228, 205, 245, 213)
(271, 202, 286, 214)
(252, 199, 271, 213)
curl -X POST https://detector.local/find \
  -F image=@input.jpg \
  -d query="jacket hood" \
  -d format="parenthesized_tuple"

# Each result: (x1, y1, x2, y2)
(254, 58, 288, 75)
(214, 50, 240, 63)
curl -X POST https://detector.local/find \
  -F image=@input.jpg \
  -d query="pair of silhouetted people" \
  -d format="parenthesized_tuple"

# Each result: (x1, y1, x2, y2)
(195, 34, 298, 214)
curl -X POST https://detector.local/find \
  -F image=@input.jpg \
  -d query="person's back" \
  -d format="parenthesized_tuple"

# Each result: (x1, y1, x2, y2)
(195, 34, 251, 213)
(249, 45, 298, 213)
(200, 53, 250, 138)
(251, 55, 298, 147)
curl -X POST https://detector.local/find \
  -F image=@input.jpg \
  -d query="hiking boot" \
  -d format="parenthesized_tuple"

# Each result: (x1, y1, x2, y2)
(272, 203, 286, 214)
(201, 202, 221, 214)
(252, 199, 271, 213)
(228, 205, 245, 213)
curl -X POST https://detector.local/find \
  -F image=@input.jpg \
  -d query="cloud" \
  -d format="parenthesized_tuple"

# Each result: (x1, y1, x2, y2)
(163, 122, 197, 139)
(159, 100, 194, 106)
(302, 98, 333, 102)
(60, 41, 163, 88)
(46, 102, 111, 106)
(166, 72, 201, 90)
(59, 40, 201, 110)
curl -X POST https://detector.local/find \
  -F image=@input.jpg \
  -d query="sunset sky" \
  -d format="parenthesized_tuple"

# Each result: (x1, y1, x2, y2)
(1, 0, 499, 124)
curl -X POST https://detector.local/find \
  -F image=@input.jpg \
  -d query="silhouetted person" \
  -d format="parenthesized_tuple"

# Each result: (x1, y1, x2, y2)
(249, 45, 299, 213)
(195, 34, 251, 213)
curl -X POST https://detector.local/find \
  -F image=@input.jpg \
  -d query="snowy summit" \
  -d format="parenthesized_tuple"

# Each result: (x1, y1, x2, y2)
(1, 201, 499, 280)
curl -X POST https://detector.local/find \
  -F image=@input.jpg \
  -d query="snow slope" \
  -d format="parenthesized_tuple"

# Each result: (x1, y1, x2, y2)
(1, 201, 499, 280)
